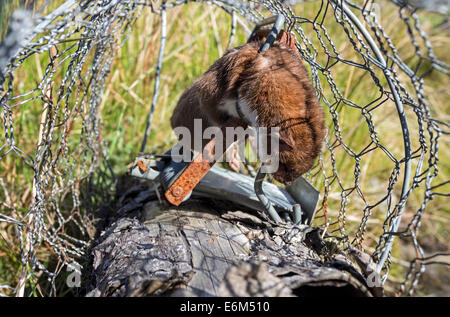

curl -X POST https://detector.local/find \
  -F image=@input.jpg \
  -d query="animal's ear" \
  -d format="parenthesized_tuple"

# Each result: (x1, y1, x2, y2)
(278, 130, 294, 151)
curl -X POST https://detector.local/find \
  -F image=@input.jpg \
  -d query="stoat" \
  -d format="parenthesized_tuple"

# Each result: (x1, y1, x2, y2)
(170, 30, 326, 184)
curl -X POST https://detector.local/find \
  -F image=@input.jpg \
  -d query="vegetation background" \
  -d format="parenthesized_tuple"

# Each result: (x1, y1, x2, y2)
(0, 0, 448, 296)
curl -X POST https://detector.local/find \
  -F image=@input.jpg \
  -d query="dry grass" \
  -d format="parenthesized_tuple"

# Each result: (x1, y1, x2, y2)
(0, 0, 448, 296)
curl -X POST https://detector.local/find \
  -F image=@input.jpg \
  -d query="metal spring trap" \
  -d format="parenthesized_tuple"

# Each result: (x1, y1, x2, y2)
(132, 15, 319, 225)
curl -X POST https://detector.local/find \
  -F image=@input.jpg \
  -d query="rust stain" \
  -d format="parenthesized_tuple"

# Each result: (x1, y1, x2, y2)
(136, 160, 148, 173)
(165, 153, 214, 206)
(165, 137, 218, 206)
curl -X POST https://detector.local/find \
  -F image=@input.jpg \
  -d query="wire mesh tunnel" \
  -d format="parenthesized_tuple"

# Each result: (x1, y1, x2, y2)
(0, 0, 448, 296)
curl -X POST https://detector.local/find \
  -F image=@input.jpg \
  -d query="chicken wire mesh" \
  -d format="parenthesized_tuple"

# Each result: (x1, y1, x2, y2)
(0, 0, 448, 296)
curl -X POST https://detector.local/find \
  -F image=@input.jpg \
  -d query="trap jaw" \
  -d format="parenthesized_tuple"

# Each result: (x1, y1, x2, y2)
(131, 15, 318, 224)
(131, 151, 320, 225)
(248, 15, 286, 52)
(248, 14, 301, 59)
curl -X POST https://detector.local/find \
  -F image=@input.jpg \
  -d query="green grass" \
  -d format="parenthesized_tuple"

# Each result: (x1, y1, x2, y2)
(0, 0, 448, 296)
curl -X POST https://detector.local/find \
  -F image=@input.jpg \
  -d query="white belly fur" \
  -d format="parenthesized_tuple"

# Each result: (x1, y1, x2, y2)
(219, 98, 259, 127)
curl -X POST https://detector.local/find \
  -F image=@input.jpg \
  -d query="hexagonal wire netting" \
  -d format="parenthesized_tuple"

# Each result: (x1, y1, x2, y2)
(0, 0, 448, 296)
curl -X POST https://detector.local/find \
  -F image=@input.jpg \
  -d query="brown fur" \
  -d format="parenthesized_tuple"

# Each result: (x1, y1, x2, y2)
(170, 32, 326, 184)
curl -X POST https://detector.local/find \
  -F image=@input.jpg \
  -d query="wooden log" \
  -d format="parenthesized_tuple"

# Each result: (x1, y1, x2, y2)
(85, 178, 379, 297)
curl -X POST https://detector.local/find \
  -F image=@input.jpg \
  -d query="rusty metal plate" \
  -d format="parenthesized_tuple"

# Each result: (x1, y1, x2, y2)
(164, 152, 214, 206)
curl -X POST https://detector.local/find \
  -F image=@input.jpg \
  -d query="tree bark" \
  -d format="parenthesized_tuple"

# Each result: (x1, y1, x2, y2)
(85, 177, 379, 297)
